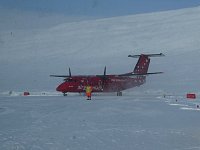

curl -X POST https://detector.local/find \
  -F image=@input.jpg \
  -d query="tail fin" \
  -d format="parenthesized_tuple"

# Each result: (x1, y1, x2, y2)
(128, 53, 164, 74)
(133, 55, 150, 74)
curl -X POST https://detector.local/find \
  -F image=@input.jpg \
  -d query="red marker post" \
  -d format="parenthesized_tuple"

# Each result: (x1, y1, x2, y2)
(186, 93, 196, 99)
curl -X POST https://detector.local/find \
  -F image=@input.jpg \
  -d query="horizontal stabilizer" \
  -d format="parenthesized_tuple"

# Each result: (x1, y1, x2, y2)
(128, 53, 165, 58)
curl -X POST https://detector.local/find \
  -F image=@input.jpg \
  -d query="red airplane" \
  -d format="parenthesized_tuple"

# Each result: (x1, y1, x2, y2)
(50, 53, 164, 96)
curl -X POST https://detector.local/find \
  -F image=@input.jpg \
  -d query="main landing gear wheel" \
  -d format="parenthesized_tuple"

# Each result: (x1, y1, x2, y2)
(63, 93, 67, 96)
(117, 91, 122, 96)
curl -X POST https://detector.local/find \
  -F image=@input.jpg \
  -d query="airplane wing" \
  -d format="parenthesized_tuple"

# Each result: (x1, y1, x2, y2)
(50, 75, 70, 78)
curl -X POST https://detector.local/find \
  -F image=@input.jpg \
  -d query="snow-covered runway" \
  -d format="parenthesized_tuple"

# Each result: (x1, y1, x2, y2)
(1, 95, 200, 150)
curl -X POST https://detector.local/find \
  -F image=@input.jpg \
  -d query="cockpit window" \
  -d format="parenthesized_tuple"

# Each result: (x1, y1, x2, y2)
(65, 79, 76, 82)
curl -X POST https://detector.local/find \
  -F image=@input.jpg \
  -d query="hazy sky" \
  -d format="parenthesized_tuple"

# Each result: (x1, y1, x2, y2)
(1, 0, 200, 17)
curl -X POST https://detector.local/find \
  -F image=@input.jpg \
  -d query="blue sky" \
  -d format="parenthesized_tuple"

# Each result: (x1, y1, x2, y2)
(1, 0, 200, 17)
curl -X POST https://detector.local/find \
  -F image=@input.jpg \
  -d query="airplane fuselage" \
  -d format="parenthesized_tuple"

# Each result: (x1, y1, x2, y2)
(56, 75, 146, 93)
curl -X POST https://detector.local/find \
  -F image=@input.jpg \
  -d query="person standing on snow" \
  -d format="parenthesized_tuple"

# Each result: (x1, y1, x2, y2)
(85, 85, 92, 100)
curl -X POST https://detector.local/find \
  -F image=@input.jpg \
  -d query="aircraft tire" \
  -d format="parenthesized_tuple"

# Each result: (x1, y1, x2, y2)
(117, 91, 122, 96)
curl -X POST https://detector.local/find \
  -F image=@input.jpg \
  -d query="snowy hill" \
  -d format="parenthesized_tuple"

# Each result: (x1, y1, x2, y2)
(1, 6, 200, 93)
(1, 7, 200, 149)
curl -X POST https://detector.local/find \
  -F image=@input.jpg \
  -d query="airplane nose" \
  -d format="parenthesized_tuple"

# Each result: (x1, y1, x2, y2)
(56, 83, 65, 92)
(56, 85, 61, 92)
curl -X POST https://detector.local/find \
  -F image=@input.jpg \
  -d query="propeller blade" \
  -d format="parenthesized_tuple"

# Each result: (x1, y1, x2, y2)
(69, 67, 71, 77)
(102, 66, 107, 90)
(104, 66, 106, 76)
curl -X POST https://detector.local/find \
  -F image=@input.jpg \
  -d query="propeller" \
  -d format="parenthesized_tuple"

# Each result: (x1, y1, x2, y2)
(50, 67, 72, 78)
(96, 66, 107, 78)
(104, 66, 106, 76)
(64, 67, 72, 81)
(69, 67, 71, 77)
(102, 66, 107, 90)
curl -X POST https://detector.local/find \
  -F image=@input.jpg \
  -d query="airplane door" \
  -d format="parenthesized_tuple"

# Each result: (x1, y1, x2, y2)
(98, 80, 103, 91)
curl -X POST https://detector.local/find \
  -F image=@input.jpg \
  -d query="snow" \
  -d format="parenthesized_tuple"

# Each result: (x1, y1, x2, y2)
(1, 6, 200, 150)
(1, 94, 200, 150)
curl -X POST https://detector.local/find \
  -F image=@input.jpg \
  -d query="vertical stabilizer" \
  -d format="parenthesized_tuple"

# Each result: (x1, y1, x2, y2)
(133, 55, 150, 74)
(128, 53, 164, 74)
